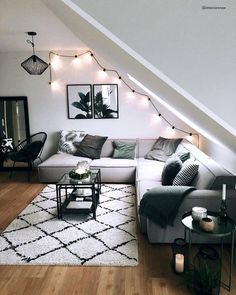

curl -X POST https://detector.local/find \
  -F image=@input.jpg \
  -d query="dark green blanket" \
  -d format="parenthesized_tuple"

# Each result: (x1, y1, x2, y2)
(139, 186, 196, 228)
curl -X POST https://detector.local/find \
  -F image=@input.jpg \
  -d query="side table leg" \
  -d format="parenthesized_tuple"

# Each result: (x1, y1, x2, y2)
(56, 185, 60, 218)
(92, 186, 96, 220)
(188, 229, 192, 270)
(58, 188, 62, 219)
(229, 230, 235, 291)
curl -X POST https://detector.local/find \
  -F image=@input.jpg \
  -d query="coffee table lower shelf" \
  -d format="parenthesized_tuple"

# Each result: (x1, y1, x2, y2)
(59, 191, 98, 218)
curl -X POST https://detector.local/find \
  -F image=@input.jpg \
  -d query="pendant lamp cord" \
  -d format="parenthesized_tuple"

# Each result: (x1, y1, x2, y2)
(26, 35, 35, 56)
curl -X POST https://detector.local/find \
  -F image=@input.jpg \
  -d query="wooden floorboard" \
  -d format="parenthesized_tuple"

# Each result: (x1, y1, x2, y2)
(0, 171, 235, 295)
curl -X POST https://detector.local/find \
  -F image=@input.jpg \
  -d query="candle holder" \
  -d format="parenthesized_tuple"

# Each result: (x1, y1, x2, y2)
(218, 199, 228, 224)
(171, 238, 188, 274)
(193, 246, 221, 295)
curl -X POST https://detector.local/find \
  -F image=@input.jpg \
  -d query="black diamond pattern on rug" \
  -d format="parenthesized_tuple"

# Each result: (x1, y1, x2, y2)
(0, 184, 138, 266)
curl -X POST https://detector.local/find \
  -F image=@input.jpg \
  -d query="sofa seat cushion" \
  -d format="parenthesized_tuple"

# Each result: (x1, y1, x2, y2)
(136, 180, 162, 206)
(136, 158, 165, 182)
(90, 157, 137, 168)
(38, 154, 92, 168)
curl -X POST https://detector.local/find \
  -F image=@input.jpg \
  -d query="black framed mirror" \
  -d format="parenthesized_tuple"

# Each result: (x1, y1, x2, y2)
(0, 96, 30, 170)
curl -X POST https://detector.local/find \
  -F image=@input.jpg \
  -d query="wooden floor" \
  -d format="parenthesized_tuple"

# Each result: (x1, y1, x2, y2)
(0, 171, 235, 295)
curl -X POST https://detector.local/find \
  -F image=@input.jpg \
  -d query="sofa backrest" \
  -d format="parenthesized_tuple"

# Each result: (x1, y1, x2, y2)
(100, 139, 138, 158)
(137, 139, 157, 158)
(100, 137, 235, 190)
(176, 139, 235, 190)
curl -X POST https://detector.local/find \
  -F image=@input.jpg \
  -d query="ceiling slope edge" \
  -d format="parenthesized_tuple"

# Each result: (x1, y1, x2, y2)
(42, 0, 236, 152)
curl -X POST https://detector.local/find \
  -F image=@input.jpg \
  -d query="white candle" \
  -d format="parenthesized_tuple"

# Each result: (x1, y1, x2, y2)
(175, 254, 184, 273)
(222, 184, 226, 201)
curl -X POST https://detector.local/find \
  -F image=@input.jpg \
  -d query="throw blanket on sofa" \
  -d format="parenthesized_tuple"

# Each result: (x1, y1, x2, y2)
(139, 186, 196, 228)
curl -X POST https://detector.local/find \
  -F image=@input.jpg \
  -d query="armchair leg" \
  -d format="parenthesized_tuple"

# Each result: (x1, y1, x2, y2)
(9, 161, 16, 178)
(28, 162, 32, 182)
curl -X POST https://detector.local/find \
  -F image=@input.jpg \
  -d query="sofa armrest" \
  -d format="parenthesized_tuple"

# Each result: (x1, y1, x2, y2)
(186, 189, 236, 200)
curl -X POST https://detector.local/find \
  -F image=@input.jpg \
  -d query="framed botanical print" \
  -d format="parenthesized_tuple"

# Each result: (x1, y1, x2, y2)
(93, 84, 119, 119)
(67, 84, 92, 119)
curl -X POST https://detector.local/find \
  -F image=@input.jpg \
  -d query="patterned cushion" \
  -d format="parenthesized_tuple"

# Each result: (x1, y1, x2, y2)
(172, 162, 199, 186)
(57, 130, 86, 154)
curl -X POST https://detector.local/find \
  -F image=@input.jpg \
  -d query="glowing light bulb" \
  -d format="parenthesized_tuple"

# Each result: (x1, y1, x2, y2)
(98, 69, 108, 80)
(83, 52, 93, 63)
(51, 56, 62, 70)
(151, 113, 161, 124)
(113, 76, 122, 85)
(127, 91, 135, 100)
(166, 126, 176, 136)
(51, 80, 60, 92)
(140, 96, 149, 107)
(72, 57, 81, 67)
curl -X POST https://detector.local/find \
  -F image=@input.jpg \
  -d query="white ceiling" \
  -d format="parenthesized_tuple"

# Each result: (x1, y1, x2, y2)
(0, 0, 85, 52)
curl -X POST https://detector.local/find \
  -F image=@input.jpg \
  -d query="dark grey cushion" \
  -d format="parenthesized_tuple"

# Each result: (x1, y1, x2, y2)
(112, 141, 136, 159)
(145, 137, 182, 162)
(173, 161, 199, 186)
(161, 155, 182, 185)
(74, 134, 108, 159)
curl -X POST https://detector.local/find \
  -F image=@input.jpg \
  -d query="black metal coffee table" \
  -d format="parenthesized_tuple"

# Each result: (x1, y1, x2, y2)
(56, 169, 101, 220)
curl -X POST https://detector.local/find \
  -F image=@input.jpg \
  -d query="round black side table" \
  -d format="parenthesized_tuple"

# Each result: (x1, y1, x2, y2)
(182, 211, 235, 292)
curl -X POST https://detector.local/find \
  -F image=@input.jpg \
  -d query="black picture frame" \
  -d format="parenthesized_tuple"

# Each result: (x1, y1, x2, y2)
(67, 84, 92, 119)
(93, 84, 119, 119)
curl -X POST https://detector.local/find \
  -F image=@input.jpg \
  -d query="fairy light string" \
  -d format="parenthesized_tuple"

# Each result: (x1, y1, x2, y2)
(48, 50, 198, 140)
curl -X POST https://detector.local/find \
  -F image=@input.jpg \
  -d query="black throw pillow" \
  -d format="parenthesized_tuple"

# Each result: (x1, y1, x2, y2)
(74, 134, 108, 159)
(161, 155, 182, 185)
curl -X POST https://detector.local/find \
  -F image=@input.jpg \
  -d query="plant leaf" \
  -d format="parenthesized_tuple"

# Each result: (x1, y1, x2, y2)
(75, 114, 87, 119)
(72, 101, 87, 112)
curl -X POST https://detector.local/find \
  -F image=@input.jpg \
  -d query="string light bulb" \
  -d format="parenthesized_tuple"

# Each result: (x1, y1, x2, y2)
(172, 126, 175, 130)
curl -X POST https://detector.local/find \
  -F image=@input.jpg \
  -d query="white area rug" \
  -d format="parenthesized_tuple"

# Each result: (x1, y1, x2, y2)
(0, 184, 138, 266)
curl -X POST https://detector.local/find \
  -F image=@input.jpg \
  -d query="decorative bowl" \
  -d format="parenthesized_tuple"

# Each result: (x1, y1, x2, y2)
(69, 169, 91, 180)
(199, 217, 215, 232)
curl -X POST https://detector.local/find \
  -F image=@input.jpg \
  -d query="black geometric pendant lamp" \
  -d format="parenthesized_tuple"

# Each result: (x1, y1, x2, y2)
(21, 32, 48, 75)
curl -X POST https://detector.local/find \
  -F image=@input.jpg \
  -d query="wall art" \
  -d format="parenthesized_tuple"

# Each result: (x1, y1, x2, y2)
(67, 84, 92, 119)
(93, 84, 119, 119)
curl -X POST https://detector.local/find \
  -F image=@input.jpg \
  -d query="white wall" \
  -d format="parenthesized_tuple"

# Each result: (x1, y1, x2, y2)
(72, 0, 236, 131)
(0, 51, 196, 159)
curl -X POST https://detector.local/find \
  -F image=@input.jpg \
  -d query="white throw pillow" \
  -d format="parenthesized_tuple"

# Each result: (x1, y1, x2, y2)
(57, 130, 86, 154)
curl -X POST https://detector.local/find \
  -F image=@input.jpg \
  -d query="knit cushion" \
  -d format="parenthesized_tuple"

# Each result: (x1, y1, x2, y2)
(173, 162, 199, 186)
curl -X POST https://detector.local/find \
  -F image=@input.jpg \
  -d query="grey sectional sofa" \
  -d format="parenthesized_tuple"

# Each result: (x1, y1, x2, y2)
(38, 138, 236, 243)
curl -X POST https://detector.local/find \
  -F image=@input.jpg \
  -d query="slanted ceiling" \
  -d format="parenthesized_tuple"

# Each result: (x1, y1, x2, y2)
(42, 0, 235, 153)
